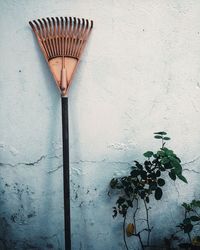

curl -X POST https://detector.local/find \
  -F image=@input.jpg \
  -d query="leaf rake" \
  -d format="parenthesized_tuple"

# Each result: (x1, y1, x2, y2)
(29, 16, 93, 250)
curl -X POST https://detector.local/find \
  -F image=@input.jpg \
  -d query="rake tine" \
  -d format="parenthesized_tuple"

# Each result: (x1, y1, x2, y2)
(66, 17, 70, 56)
(68, 17, 73, 57)
(51, 17, 58, 56)
(38, 19, 53, 58)
(43, 18, 55, 57)
(29, 21, 37, 36)
(29, 20, 48, 60)
(60, 17, 65, 59)
(73, 18, 81, 58)
(78, 19, 92, 58)
(69, 17, 76, 56)
(76, 18, 86, 58)
(56, 17, 61, 56)
(72, 18, 81, 58)
(74, 18, 84, 58)
(64, 17, 68, 57)
(33, 20, 51, 59)
(47, 17, 57, 57)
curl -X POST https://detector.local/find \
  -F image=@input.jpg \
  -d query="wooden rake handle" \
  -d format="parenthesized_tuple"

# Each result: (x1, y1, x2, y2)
(61, 97, 71, 250)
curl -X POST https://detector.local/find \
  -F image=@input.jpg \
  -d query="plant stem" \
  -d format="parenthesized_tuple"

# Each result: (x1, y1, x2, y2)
(133, 199, 139, 234)
(123, 215, 129, 250)
(187, 233, 192, 244)
(184, 211, 192, 244)
(138, 233, 145, 250)
(144, 200, 151, 246)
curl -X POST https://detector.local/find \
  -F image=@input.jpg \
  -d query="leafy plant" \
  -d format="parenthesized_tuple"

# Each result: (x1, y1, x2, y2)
(167, 200, 200, 249)
(109, 132, 187, 250)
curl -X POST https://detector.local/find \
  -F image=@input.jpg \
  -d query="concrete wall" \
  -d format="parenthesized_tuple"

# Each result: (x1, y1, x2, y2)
(1, 0, 200, 249)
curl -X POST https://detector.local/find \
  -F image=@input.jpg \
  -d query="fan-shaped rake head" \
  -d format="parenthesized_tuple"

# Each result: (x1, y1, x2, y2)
(29, 16, 93, 96)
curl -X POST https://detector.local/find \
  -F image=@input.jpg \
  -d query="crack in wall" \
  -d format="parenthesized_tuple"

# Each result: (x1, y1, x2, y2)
(47, 165, 62, 174)
(0, 155, 47, 168)
(0, 154, 61, 168)
(182, 155, 200, 165)
(183, 168, 200, 174)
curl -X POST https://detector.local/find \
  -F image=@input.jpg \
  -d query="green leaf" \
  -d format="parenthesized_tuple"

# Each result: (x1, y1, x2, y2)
(148, 172, 157, 180)
(127, 200, 133, 208)
(156, 170, 161, 177)
(169, 170, 176, 181)
(110, 178, 118, 189)
(112, 208, 117, 218)
(117, 197, 125, 205)
(154, 131, 167, 135)
(154, 135, 163, 139)
(157, 178, 165, 187)
(182, 202, 191, 211)
(183, 223, 193, 233)
(161, 157, 170, 164)
(172, 161, 182, 175)
(191, 200, 200, 208)
(183, 218, 191, 224)
(163, 137, 170, 140)
(190, 216, 200, 221)
(149, 182, 157, 191)
(131, 170, 139, 177)
(140, 170, 147, 180)
(164, 163, 173, 169)
(177, 174, 188, 183)
(155, 187, 163, 200)
(143, 151, 154, 158)
(140, 191, 146, 199)
(134, 161, 143, 170)
(157, 150, 165, 157)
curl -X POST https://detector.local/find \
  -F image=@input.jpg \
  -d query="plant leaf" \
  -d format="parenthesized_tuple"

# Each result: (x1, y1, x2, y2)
(155, 187, 163, 200)
(156, 170, 161, 177)
(183, 223, 193, 233)
(190, 216, 200, 222)
(143, 151, 154, 158)
(110, 178, 118, 189)
(154, 131, 167, 135)
(163, 137, 170, 140)
(141, 170, 147, 180)
(154, 135, 163, 139)
(177, 174, 188, 183)
(157, 178, 165, 187)
(183, 218, 191, 225)
(169, 170, 176, 181)
(131, 170, 139, 177)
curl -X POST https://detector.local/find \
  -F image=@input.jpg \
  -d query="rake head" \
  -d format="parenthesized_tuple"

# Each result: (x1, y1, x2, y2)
(29, 17, 93, 96)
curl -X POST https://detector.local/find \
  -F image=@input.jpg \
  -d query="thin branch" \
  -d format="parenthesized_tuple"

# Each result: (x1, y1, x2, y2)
(144, 200, 151, 246)
(123, 215, 129, 250)
(133, 198, 139, 234)
(137, 233, 145, 250)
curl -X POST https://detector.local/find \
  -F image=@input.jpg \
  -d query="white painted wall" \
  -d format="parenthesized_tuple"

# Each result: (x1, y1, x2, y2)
(1, 0, 200, 249)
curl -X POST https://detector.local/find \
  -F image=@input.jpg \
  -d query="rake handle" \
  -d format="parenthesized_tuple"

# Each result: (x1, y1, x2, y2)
(61, 97, 71, 250)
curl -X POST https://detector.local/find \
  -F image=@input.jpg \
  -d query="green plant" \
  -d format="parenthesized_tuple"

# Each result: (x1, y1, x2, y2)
(166, 200, 200, 249)
(109, 132, 187, 250)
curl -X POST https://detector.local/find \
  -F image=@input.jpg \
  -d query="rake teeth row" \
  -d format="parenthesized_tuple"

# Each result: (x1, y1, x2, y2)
(29, 17, 93, 61)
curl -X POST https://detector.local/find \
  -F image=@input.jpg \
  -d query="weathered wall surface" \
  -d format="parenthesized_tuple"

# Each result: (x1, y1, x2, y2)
(1, 0, 200, 249)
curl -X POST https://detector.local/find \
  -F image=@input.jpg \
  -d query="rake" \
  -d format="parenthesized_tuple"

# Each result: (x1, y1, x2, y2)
(29, 16, 93, 250)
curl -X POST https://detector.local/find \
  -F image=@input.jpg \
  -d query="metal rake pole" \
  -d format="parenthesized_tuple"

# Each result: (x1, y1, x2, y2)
(61, 97, 71, 250)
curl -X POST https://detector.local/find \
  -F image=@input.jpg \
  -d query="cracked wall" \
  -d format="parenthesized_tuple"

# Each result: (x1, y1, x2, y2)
(1, 0, 200, 249)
